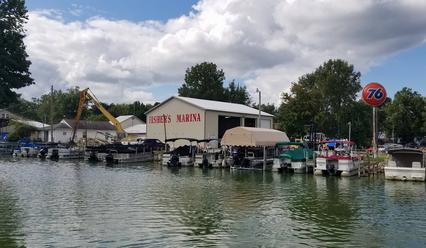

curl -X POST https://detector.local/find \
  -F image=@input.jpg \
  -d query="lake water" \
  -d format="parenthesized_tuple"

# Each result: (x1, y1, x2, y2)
(1, 157, 426, 247)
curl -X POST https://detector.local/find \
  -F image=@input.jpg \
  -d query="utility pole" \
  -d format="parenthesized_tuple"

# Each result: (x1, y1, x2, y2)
(50, 85, 54, 143)
(256, 88, 261, 128)
(163, 114, 167, 143)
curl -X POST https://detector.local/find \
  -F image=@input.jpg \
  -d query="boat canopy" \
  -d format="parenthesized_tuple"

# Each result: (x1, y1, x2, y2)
(388, 148, 423, 155)
(165, 138, 198, 143)
(221, 127, 289, 147)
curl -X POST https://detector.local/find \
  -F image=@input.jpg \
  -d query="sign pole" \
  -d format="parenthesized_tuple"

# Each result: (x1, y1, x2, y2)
(372, 107, 377, 158)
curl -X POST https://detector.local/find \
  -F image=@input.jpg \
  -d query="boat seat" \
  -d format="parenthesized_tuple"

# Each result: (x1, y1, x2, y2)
(388, 161, 396, 167)
(412, 162, 421, 168)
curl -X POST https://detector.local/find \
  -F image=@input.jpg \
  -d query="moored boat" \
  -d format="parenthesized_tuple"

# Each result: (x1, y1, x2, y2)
(221, 127, 289, 171)
(161, 138, 197, 167)
(194, 139, 224, 168)
(273, 141, 314, 173)
(384, 148, 425, 181)
(314, 140, 362, 176)
(47, 146, 85, 160)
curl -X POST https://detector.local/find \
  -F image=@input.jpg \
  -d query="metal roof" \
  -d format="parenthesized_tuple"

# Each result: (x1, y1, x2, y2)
(61, 119, 116, 130)
(145, 96, 274, 117)
(15, 119, 49, 129)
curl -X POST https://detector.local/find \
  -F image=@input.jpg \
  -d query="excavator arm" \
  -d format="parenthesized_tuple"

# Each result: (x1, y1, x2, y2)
(71, 88, 126, 143)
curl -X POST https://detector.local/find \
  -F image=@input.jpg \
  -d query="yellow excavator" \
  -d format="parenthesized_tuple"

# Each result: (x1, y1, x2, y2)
(71, 88, 126, 143)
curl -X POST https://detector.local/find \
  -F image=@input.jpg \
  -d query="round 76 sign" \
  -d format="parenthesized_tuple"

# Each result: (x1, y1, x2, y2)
(362, 82, 387, 107)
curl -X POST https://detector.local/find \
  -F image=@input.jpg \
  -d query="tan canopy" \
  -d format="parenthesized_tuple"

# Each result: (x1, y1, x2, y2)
(221, 127, 289, 147)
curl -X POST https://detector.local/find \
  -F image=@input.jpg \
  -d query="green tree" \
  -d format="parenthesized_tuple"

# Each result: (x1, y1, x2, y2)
(384, 87, 426, 143)
(252, 103, 277, 116)
(277, 59, 365, 144)
(34, 87, 88, 123)
(7, 97, 38, 120)
(0, 0, 33, 107)
(225, 80, 251, 105)
(7, 121, 35, 141)
(178, 62, 226, 101)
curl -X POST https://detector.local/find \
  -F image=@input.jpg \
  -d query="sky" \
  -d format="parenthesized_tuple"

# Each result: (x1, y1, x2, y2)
(21, 0, 426, 104)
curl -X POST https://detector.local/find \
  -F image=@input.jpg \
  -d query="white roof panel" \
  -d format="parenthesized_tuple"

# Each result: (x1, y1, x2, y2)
(176, 96, 274, 117)
(125, 124, 146, 134)
(16, 119, 49, 129)
(116, 115, 134, 123)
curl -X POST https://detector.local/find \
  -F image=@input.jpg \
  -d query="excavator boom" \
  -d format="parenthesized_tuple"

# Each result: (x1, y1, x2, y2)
(71, 88, 125, 143)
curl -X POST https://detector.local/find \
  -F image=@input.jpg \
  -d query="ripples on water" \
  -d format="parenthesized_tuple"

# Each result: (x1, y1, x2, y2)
(0, 157, 426, 247)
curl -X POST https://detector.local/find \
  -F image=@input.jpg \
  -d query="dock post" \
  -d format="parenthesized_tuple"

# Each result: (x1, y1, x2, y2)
(263, 146, 266, 171)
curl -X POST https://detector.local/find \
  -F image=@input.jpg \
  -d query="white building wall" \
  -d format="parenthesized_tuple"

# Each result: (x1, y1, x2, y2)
(120, 117, 145, 129)
(146, 99, 205, 143)
(48, 128, 116, 143)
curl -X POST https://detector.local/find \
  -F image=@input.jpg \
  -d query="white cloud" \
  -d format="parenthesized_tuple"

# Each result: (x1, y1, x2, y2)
(21, 0, 426, 104)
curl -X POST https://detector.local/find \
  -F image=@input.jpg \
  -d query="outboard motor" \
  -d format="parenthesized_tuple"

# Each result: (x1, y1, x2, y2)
(202, 154, 209, 168)
(38, 147, 48, 159)
(50, 149, 59, 161)
(105, 152, 116, 165)
(168, 154, 180, 167)
(326, 163, 336, 176)
(88, 151, 100, 163)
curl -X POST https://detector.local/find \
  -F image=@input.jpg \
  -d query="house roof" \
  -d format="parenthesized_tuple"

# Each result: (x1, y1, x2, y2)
(125, 124, 146, 134)
(145, 96, 274, 117)
(116, 115, 134, 123)
(221, 127, 289, 147)
(16, 119, 49, 129)
(59, 119, 116, 130)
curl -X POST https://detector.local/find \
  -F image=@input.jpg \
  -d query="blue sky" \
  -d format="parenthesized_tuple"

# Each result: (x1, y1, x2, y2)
(23, 0, 425, 103)
(27, 0, 199, 22)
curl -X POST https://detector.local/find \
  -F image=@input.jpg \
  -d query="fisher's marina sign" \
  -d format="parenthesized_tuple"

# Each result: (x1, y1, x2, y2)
(149, 113, 202, 124)
(362, 82, 387, 107)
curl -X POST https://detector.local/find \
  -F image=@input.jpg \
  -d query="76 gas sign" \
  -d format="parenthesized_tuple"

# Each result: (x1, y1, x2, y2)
(362, 82, 387, 107)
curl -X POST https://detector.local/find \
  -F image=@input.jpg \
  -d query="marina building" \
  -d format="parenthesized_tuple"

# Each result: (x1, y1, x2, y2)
(146, 96, 274, 141)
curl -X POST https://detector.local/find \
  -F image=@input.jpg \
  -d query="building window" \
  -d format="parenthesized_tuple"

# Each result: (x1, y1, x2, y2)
(63, 132, 67, 136)
(1, 114, 4, 118)
(5, 114, 8, 118)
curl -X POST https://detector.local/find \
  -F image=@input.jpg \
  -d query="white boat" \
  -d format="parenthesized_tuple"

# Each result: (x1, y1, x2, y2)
(161, 138, 197, 167)
(384, 148, 425, 181)
(194, 139, 224, 168)
(273, 141, 314, 173)
(13, 146, 40, 157)
(47, 147, 85, 160)
(314, 140, 361, 176)
(0, 142, 16, 155)
(105, 151, 153, 164)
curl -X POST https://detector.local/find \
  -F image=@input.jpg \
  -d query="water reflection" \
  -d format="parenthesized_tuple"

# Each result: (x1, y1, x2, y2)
(0, 181, 25, 248)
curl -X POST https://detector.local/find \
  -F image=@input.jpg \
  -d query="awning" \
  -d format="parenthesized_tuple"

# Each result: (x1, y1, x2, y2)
(221, 127, 289, 147)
